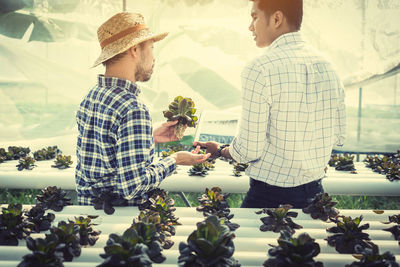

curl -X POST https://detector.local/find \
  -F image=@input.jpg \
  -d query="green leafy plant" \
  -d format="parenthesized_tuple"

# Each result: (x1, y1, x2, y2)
(16, 156, 36, 171)
(264, 231, 323, 267)
(326, 215, 370, 254)
(91, 188, 128, 215)
(178, 215, 240, 267)
(256, 204, 303, 234)
(69, 215, 101, 246)
(47, 221, 81, 262)
(18, 236, 64, 267)
(382, 214, 400, 245)
(25, 204, 55, 233)
(346, 240, 399, 267)
(163, 96, 198, 139)
(33, 146, 61, 161)
(335, 153, 356, 172)
(139, 189, 181, 233)
(188, 149, 210, 176)
(0, 203, 32, 246)
(134, 210, 174, 249)
(328, 154, 339, 167)
(51, 155, 73, 169)
(302, 193, 339, 221)
(98, 222, 166, 267)
(1, 146, 31, 160)
(232, 161, 248, 177)
(36, 186, 72, 212)
(197, 187, 240, 231)
(364, 152, 400, 181)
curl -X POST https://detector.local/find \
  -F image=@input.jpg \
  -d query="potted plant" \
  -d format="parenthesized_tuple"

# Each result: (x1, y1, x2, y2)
(51, 155, 73, 169)
(36, 186, 72, 212)
(25, 204, 55, 233)
(0, 203, 32, 246)
(91, 188, 128, 215)
(6, 146, 31, 160)
(302, 193, 339, 221)
(346, 240, 399, 267)
(163, 96, 198, 139)
(335, 153, 356, 172)
(256, 204, 303, 234)
(178, 215, 240, 267)
(232, 161, 248, 177)
(264, 231, 323, 267)
(197, 187, 240, 231)
(326, 215, 370, 253)
(98, 222, 166, 267)
(18, 236, 64, 267)
(69, 215, 101, 246)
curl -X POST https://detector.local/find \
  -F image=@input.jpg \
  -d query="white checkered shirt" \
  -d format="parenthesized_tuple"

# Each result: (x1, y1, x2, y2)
(230, 32, 346, 187)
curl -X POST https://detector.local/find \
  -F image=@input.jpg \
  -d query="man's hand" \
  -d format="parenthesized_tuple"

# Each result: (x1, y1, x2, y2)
(154, 121, 187, 143)
(172, 145, 211, 165)
(192, 141, 220, 159)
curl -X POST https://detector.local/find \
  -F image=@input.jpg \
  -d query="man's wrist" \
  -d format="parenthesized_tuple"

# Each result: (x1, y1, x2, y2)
(216, 144, 230, 158)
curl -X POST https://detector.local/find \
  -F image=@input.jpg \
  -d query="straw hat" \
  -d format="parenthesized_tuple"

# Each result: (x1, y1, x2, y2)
(92, 12, 168, 68)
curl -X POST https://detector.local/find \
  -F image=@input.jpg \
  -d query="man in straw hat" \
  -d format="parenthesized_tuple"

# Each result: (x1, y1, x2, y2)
(194, 0, 346, 208)
(76, 12, 210, 206)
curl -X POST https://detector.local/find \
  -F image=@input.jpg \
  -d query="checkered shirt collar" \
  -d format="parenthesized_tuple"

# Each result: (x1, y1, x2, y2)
(97, 74, 141, 96)
(268, 31, 304, 50)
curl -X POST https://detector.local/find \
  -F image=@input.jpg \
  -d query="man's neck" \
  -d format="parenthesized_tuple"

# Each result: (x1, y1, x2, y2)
(105, 64, 136, 83)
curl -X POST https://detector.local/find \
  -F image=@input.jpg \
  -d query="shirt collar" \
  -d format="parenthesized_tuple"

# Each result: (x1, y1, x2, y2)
(97, 74, 141, 96)
(268, 31, 304, 50)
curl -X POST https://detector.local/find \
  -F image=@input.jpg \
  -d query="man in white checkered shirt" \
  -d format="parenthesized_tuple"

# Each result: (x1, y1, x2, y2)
(194, 0, 346, 208)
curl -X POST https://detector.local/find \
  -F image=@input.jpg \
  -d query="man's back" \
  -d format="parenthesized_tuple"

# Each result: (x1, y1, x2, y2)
(232, 32, 346, 187)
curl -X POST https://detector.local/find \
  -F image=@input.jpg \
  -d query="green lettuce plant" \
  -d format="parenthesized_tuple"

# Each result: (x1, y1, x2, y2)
(256, 204, 303, 234)
(98, 222, 166, 267)
(47, 221, 81, 262)
(197, 187, 240, 231)
(264, 231, 323, 267)
(302, 193, 339, 221)
(178, 215, 240, 266)
(25, 204, 55, 233)
(326, 215, 370, 254)
(346, 240, 399, 267)
(33, 146, 61, 161)
(91, 188, 128, 215)
(0, 203, 32, 246)
(51, 155, 73, 169)
(163, 96, 198, 139)
(18, 236, 64, 267)
(69, 215, 101, 246)
(36, 186, 72, 212)
(16, 156, 36, 171)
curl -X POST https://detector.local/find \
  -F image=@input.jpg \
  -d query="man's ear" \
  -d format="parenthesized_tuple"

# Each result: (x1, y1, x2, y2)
(128, 46, 139, 58)
(272, 10, 284, 28)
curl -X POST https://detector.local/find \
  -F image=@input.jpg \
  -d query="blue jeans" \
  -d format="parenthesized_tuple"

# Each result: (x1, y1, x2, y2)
(240, 178, 324, 208)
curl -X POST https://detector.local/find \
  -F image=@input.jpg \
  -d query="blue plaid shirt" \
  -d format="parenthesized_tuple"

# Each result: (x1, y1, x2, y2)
(75, 75, 177, 206)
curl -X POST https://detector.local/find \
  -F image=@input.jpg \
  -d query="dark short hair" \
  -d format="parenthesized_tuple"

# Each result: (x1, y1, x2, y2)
(251, 0, 303, 31)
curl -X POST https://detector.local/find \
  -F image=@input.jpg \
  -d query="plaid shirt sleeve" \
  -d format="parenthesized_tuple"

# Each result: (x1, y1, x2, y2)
(335, 80, 346, 146)
(230, 61, 270, 163)
(116, 106, 176, 200)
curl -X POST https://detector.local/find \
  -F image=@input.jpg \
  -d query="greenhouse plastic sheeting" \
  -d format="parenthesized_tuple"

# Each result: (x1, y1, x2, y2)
(0, 205, 399, 267)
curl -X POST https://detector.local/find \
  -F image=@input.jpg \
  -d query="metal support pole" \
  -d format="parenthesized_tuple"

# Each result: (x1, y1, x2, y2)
(122, 0, 126, 11)
(357, 87, 363, 149)
(178, 192, 191, 207)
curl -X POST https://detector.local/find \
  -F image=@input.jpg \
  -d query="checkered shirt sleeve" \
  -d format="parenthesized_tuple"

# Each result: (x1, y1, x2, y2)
(230, 32, 346, 187)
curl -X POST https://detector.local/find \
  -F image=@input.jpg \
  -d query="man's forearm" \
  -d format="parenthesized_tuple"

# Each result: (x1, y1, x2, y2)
(221, 147, 233, 160)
